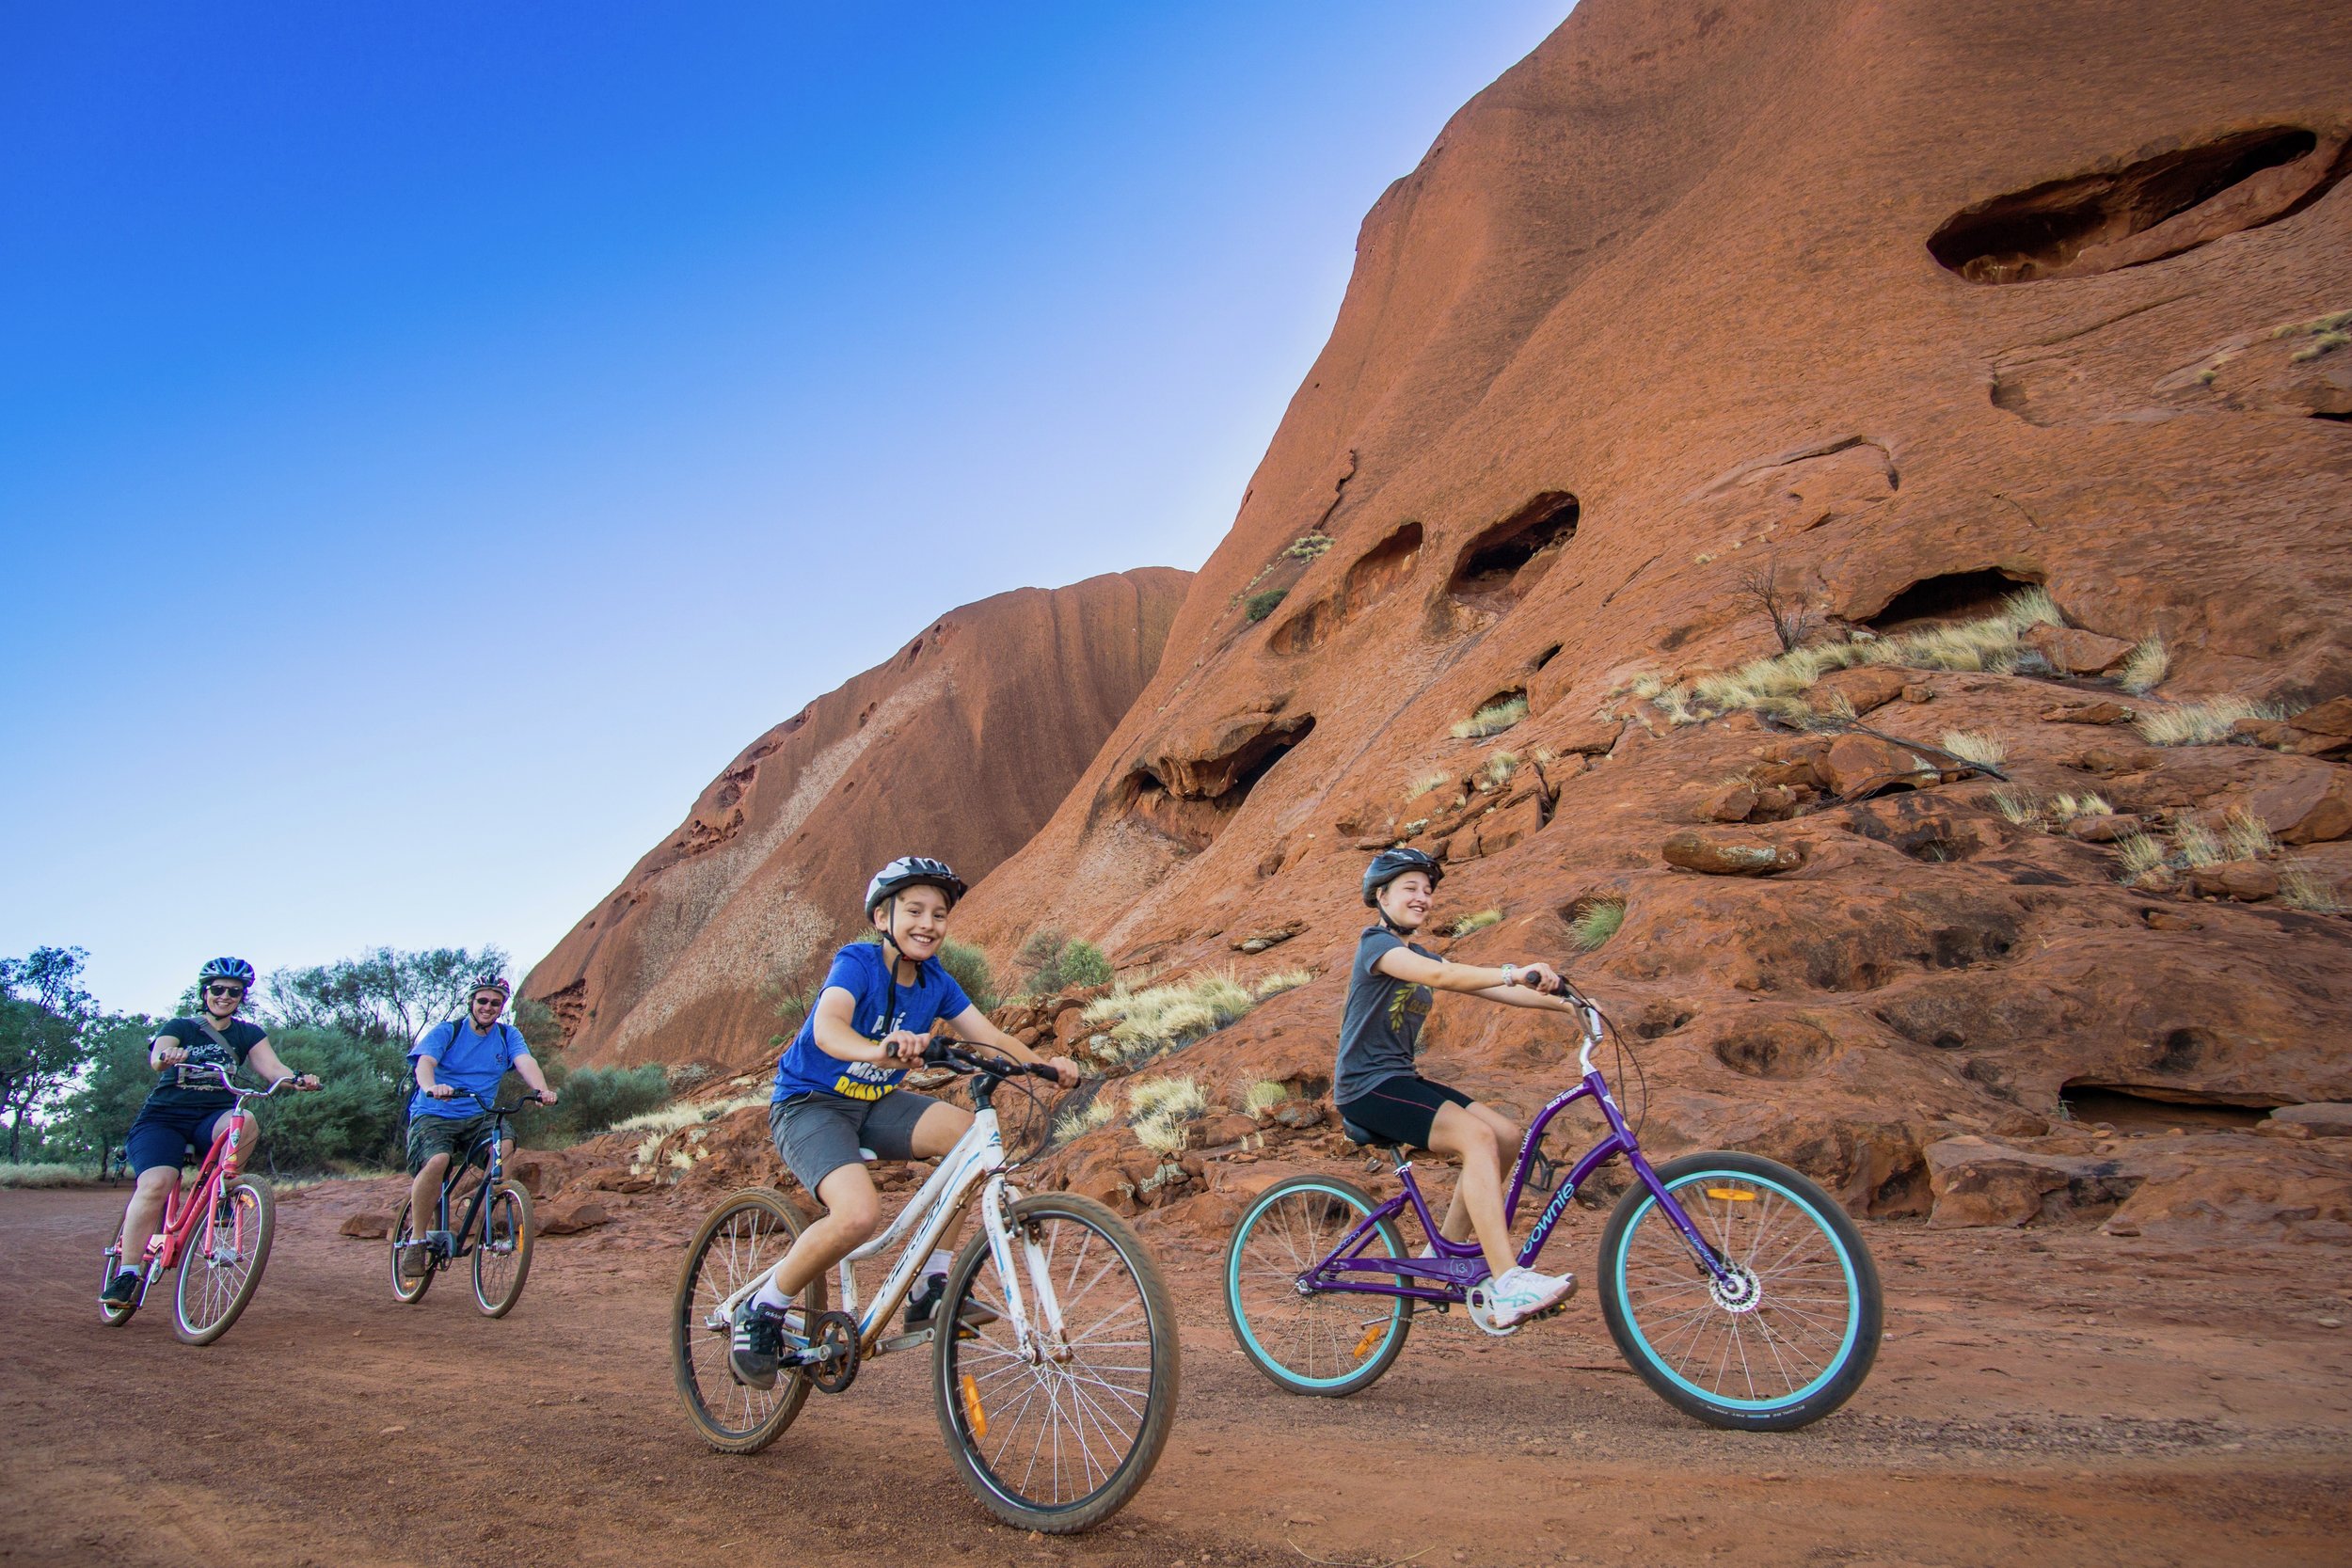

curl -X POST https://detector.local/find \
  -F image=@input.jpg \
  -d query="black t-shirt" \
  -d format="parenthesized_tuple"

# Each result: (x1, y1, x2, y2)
(142, 1016, 267, 1112)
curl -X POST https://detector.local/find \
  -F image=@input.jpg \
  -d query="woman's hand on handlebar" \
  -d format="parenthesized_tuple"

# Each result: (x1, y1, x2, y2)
(154, 1041, 189, 1069)
(281, 1073, 323, 1092)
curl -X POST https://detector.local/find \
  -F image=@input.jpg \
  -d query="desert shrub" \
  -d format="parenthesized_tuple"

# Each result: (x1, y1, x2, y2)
(851, 931, 997, 1011)
(1244, 589, 1288, 623)
(1569, 899, 1627, 952)
(1452, 695, 1529, 739)
(1019, 931, 1113, 996)
(1285, 532, 1333, 561)
(1940, 730, 2008, 769)
(2136, 697, 2287, 747)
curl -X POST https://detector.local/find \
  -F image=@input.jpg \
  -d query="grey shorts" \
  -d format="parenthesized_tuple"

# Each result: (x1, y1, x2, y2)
(769, 1089, 942, 1195)
(406, 1111, 498, 1176)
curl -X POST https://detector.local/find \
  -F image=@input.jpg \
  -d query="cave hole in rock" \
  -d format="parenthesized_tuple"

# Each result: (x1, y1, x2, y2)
(1929, 126, 2336, 285)
(1269, 523, 1425, 657)
(1531, 641, 1564, 672)
(1712, 1022, 1835, 1079)
(1864, 566, 2042, 632)
(1446, 493, 1579, 607)
(2058, 1084, 2271, 1132)
(1119, 717, 1318, 850)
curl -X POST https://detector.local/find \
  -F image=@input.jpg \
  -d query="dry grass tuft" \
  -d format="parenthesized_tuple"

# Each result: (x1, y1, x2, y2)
(1940, 730, 2008, 770)
(1452, 694, 1530, 739)
(1568, 899, 1627, 952)
(1406, 770, 1454, 800)
(2222, 808, 2279, 863)
(0, 1162, 95, 1188)
(1991, 789, 2041, 826)
(2136, 697, 2287, 747)
(2173, 820, 2228, 869)
(1080, 971, 1263, 1064)
(2052, 792, 2112, 824)
(1243, 1080, 1290, 1117)
(612, 1091, 765, 1138)
(1251, 967, 1312, 1000)
(1480, 751, 1520, 789)
(1444, 909, 1503, 938)
(2115, 832, 2168, 881)
(2280, 865, 2348, 913)
(2118, 638, 2169, 695)
(1053, 1093, 1120, 1144)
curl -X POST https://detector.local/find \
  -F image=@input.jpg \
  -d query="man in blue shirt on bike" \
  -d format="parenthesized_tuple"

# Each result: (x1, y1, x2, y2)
(401, 975, 556, 1278)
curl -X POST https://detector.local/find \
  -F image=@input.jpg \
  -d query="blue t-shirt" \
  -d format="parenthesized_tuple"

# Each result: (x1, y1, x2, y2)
(408, 1020, 529, 1119)
(772, 942, 974, 1103)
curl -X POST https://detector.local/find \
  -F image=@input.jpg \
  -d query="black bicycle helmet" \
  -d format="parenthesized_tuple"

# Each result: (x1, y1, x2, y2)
(1361, 847, 1443, 907)
(865, 856, 969, 917)
(197, 956, 256, 990)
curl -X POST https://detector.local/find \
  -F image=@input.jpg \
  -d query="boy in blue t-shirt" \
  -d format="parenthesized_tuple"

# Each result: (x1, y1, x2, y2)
(730, 856, 1077, 1390)
(399, 975, 556, 1278)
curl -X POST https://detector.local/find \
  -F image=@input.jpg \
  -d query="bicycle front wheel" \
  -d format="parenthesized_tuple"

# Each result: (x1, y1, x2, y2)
(471, 1180, 534, 1318)
(172, 1177, 275, 1345)
(672, 1187, 824, 1453)
(933, 1193, 1177, 1533)
(389, 1196, 435, 1303)
(1598, 1152, 1881, 1431)
(1224, 1175, 1411, 1397)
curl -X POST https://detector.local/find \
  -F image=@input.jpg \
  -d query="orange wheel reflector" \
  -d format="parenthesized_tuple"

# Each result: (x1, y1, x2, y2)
(1352, 1323, 1385, 1360)
(1705, 1188, 1756, 1201)
(961, 1373, 987, 1440)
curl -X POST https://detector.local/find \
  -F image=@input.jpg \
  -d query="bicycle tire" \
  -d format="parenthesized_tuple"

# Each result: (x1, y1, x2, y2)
(933, 1193, 1177, 1533)
(172, 1177, 275, 1346)
(389, 1196, 436, 1304)
(1597, 1152, 1881, 1431)
(671, 1186, 824, 1453)
(471, 1180, 534, 1318)
(1224, 1175, 1411, 1397)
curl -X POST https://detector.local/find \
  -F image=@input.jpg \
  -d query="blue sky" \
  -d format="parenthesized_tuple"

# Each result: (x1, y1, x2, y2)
(0, 2, 1568, 1018)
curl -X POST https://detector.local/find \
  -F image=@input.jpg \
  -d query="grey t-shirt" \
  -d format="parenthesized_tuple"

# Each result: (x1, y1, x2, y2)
(1335, 927, 1436, 1106)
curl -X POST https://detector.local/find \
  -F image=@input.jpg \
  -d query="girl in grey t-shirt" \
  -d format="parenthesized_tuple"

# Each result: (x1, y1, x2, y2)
(1338, 847, 1586, 1330)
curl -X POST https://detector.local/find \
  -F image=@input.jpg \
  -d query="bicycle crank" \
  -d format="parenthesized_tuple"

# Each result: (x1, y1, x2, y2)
(793, 1308, 862, 1394)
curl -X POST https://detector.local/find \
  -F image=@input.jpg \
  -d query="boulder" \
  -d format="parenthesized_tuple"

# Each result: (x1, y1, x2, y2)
(1198, 1113, 1261, 1148)
(537, 1200, 610, 1236)
(1551, 719, 1624, 757)
(2244, 759, 2352, 844)
(2292, 697, 2352, 738)
(2021, 623, 2135, 674)
(339, 1212, 390, 1241)
(2263, 1102, 2352, 1139)
(2064, 813, 2145, 843)
(1701, 781, 1758, 822)
(1820, 734, 1941, 798)
(1230, 920, 1305, 954)
(1813, 666, 1909, 716)
(1661, 831, 1804, 877)
(1925, 1137, 2137, 1228)
(2187, 860, 2280, 901)
(2042, 700, 2137, 726)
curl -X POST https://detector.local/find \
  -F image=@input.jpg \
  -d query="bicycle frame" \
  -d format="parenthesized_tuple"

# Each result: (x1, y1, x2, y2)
(107, 1070, 279, 1291)
(705, 1071, 1072, 1365)
(1307, 993, 1731, 1302)
(427, 1109, 516, 1258)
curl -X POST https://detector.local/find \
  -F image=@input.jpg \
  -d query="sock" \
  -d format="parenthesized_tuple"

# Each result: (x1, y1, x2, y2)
(925, 1248, 952, 1281)
(751, 1275, 795, 1314)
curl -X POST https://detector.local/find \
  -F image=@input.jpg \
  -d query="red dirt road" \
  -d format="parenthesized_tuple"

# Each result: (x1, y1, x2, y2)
(4, 1183, 2347, 1568)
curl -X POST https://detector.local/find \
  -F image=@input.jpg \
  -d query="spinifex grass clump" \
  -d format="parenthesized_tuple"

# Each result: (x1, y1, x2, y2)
(1568, 898, 1627, 951)
(1127, 1075, 1208, 1156)
(1939, 730, 2007, 769)
(2136, 697, 2289, 747)
(1636, 587, 2066, 727)
(1453, 695, 1529, 739)
(1078, 967, 1311, 1069)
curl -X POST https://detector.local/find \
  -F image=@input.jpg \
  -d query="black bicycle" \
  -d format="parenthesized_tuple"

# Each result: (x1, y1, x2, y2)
(389, 1090, 542, 1317)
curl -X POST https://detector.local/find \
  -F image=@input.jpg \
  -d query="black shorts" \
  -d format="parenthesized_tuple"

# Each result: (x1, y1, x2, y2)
(124, 1102, 236, 1176)
(1336, 1075, 1471, 1151)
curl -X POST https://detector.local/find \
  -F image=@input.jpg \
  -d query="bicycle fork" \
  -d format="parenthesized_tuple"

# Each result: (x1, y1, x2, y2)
(980, 1176, 1070, 1365)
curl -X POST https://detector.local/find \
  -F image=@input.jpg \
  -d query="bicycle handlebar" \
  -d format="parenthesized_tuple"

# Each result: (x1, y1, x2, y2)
(921, 1037, 1066, 1082)
(445, 1088, 549, 1117)
(173, 1063, 316, 1097)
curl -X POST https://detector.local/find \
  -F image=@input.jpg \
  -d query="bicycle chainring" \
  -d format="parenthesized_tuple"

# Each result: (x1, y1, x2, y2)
(802, 1308, 862, 1394)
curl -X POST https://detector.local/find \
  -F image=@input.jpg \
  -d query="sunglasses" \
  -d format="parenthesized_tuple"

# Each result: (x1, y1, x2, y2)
(204, 984, 246, 999)
(471, 995, 506, 1006)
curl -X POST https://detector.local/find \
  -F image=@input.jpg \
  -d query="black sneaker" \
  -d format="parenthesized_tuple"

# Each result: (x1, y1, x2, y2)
(730, 1299, 788, 1390)
(905, 1272, 1000, 1333)
(102, 1268, 142, 1307)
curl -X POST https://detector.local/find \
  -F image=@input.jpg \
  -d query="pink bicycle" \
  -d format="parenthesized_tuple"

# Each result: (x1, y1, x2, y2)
(99, 1065, 307, 1344)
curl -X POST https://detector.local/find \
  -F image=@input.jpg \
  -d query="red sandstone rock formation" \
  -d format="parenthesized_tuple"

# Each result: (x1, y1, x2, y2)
(522, 570, 1188, 1068)
(956, 0, 2352, 1227)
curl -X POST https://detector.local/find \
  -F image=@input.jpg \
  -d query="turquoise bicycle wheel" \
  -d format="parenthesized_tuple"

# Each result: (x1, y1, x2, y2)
(1598, 1152, 1880, 1431)
(1223, 1175, 1411, 1397)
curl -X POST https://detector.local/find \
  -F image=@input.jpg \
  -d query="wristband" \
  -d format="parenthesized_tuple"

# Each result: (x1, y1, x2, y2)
(1501, 963, 1518, 986)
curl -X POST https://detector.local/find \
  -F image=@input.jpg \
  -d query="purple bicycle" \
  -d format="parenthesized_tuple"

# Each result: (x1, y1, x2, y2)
(1221, 982, 1882, 1431)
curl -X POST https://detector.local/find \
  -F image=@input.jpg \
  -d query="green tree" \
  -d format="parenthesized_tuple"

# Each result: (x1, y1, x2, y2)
(46, 1014, 162, 1168)
(265, 944, 512, 1043)
(0, 946, 99, 1160)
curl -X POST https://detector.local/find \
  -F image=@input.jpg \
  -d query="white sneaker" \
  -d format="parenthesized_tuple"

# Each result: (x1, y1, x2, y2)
(1481, 1265, 1576, 1329)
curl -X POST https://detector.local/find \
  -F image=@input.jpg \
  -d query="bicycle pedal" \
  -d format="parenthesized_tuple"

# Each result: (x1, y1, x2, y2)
(875, 1329, 932, 1355)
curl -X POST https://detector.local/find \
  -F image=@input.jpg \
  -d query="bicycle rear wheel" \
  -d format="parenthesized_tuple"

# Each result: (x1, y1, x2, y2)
(1598, 1152, 1881, 1431)
(1224, 1175, 1410, 1396)
(672, 1187, 824, 1453)
(933, 1193, 1177, 1533)
(172, 1177, 275, 1345)
(471, 1181, 534, 1318)
(389, 1196, 435, 1303)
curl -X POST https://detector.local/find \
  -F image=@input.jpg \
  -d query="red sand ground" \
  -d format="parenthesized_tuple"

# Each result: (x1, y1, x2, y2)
(6, 1180, 2346, 1568)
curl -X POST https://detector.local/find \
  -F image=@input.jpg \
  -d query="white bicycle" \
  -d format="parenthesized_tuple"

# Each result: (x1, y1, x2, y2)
(670, 1040, 1179, 1533)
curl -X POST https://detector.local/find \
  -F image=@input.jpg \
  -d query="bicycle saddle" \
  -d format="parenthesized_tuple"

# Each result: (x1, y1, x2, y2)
(1340, 1119, 1406, 1157)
